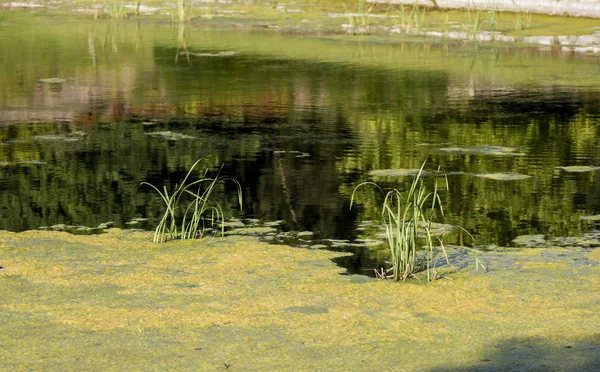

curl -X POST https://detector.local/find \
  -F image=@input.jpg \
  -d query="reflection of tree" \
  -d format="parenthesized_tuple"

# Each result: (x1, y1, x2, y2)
(2, 20, 600, 250)
(274, 154, 299, 227)
(338, 88, 600, 245)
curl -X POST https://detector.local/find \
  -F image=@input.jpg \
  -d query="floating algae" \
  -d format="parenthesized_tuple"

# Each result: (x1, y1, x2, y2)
(185, 51, 240, 57)
(374, 222, 456, 240)
(223, 219, 246, 228)
(513, 230, 600, 248)
(580, 215, 600, 221)
(96, 221, 115, 229)
(273, 150, 310, 158)
(38, 77, 66, 84)
(1, 229, 599, 370)
(368, 168, 464, 178)
(438, 146, 526, 156)
(224, 226, 278, 236)
(32, 135, 67, 141)
(263, 220, 284, 227)
(145, 131, 196, 141)
(368, 168, 421, 177)
(32, 132, 86, 142)
(19, 160, 46, 165)
(125, 218, 148, 226)
(297, 231, 314, 238)
(473, 172, 532, 181)
(556, 165, 600, 173)
(513, 234, 547, 247)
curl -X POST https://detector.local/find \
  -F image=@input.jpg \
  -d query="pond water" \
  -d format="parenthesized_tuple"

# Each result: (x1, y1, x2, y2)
(2, 14, 600, 272)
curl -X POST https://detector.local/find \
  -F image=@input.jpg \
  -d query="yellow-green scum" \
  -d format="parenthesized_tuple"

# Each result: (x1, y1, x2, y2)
(1, 229, 599, 370)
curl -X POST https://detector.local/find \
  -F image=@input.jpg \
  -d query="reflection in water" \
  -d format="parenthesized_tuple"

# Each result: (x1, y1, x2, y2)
(1, 19, 600, 271)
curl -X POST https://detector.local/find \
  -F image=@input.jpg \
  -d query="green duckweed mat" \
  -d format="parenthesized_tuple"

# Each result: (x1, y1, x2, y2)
(1, 229, 599, 370)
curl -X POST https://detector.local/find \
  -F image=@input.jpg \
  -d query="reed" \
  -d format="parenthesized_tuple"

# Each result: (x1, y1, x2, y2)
(514, 10, 532, 31)
(106, 0, 127, 19)
(463, 6, 482, 40)
(176, 0, 186, 23)
(344, 0, 373, 35)
(141, 159, 242, 244)
(399, 3, 426, 33)
(351, 161, 448, 281)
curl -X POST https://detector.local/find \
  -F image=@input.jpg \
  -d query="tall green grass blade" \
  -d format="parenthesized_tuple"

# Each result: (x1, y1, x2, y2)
(141, 159, 242, 243)
(351, 160, 479, 282)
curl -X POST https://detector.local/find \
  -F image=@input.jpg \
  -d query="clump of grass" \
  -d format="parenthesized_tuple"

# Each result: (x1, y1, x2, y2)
(344, 0, 374, 35)
(141, 159, 242, 244)
(106, 0, 127, 19)
(398, 2, 427, 33)
(351, 160, 479, 281)
(514, 10, 532, 32)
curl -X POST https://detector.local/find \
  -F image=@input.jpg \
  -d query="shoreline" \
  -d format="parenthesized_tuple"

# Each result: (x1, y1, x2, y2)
(370, 0, 600, 19)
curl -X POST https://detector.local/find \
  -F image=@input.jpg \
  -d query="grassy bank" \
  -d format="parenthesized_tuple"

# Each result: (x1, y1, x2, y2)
(6, 0, 600, 39)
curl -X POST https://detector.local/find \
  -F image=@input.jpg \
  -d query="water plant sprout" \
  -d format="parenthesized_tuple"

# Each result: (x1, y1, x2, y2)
(141, 159, 242, 244)
(351, 160, 481, 281)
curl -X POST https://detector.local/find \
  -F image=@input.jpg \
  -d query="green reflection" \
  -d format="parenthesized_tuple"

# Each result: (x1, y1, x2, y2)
(0, 17, 599, 261)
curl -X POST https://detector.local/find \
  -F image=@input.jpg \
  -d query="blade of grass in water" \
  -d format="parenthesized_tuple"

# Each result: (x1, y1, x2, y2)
(351, 160, 480, 281)
(141, 159, 242, 244)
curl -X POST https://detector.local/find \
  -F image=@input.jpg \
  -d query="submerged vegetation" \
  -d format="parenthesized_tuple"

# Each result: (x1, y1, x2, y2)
(141, 159, 242, 244)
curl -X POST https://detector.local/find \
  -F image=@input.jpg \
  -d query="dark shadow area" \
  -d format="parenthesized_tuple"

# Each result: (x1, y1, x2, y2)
(432, 334, 600, 371)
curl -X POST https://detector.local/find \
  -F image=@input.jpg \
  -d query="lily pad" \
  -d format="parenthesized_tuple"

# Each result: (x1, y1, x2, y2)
(556, 166, 600, 173)
(473, 172, 532, 181)
(368, 168, 421, 177)
(438, 146, 525, 156)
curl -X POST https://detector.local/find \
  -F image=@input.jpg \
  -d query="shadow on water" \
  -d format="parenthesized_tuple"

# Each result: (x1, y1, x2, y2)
(432, 334, 600, 371)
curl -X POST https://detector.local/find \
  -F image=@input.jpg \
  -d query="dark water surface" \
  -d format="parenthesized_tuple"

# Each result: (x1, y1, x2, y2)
(2, 15, 600, 271)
